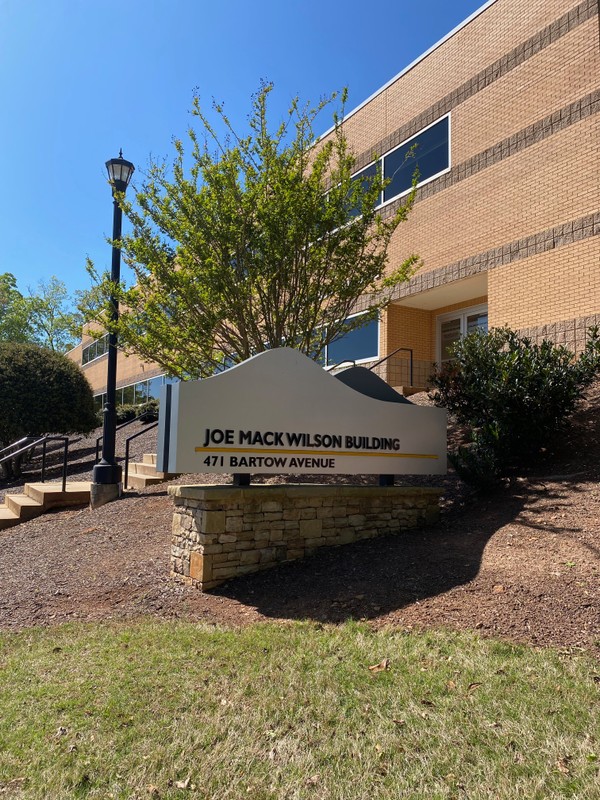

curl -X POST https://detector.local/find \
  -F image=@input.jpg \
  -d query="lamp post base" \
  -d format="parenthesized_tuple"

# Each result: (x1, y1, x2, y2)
(90, 481, 122, 509)
(90, 461, 123, 508)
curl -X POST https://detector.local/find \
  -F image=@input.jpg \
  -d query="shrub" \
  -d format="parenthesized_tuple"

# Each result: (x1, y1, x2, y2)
(430, 326, 600, 486)
(95, 399, 160, 428)
(0, 343, 97, 477)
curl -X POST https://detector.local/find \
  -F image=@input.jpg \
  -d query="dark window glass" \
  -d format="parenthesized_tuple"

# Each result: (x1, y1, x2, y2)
(82, 346, 90, 365)
(95, 336, 106, 357)
(93, 395, 103, 412)
(122, 384, 135, 405)
(383, 116, 449, 202)
(116, 388, 124, 405)
(440, 318, 462, 362)
(326, 317, 378, 366)
(467, 312, 488, 334)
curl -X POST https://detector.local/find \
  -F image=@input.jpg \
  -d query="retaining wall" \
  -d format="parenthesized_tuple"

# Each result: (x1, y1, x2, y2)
(170, 484, 442, 590)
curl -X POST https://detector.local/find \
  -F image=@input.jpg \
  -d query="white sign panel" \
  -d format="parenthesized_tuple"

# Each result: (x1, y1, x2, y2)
(158, 348, 446, 476)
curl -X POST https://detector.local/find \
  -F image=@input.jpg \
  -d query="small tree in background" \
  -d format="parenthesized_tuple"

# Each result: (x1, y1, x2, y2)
(430, 326, 600, 487)
(26, 277, 83, 352)
(82, 83, 419, 379)
(0, 273, 31, 343)
(1, 273, 82, 352)
(0, 343, 96, 477)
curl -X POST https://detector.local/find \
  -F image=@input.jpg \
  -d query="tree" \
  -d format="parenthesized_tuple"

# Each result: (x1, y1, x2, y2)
(84, 83, 419, 378)
(0, 273, 31, 343)
(0, 342, 96, 476)
(0, 274, 81, 352)
(26, 277, 82, 352)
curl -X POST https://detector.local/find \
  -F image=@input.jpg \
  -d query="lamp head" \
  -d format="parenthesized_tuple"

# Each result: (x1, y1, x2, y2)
(106, 149, 135, 193)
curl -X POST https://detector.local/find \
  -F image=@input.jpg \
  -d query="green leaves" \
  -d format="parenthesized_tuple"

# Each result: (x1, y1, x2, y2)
(1, 273, 82, 352)
(431, 326, 600, 486)
(0, 342, 96, 445)
(83, 84, 417, 379)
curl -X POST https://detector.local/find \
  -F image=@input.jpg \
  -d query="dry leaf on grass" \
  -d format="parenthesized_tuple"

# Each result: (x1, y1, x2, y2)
(368, 658, 390, 673)
(556, 756, 572, 775)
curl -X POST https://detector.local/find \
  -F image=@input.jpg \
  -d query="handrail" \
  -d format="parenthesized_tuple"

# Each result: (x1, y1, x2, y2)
(0, 435, 69, 492)
(95, 410, 157, 463)
(123, 422, 159, 489)
(325, 359, 356, 372)
(369, 346, 413, 386)
(0, 436, 35, 459)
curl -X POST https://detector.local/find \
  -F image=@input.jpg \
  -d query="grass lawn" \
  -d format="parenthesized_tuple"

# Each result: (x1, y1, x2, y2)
(0, 621, 598, 799)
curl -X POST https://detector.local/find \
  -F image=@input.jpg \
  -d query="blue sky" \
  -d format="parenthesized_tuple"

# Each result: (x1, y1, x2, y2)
(0, 0, 488, 299)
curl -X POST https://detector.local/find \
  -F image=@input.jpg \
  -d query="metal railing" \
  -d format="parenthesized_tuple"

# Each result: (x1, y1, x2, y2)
(0, 435, 69, 492)
(124, 422, 159, 489)
(0, 436, 36, 460)
(95, 411, 157, 463)
(369, 346, 414, 386)
(325, 359, 356, 372)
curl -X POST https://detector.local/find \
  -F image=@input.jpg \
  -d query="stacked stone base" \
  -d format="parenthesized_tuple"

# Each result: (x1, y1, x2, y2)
(170, 484, 442, 590)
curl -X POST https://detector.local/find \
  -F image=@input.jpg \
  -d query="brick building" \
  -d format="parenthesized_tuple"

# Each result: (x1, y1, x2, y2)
(70, 0, 600, 402)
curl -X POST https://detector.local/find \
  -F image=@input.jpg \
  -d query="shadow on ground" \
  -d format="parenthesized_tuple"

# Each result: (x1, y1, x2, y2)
(210, 486, 538, 624)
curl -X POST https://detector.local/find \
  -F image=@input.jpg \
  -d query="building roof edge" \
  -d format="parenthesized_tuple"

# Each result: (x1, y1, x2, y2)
(318, 0, 499, 139)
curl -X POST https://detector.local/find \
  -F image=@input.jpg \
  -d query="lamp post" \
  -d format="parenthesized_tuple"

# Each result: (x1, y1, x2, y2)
(90, 150, 135, 509)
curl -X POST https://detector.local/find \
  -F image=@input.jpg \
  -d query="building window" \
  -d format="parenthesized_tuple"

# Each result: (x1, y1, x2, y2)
(383, 116, 450, 203)
(82, 333, 109, 365)
(325, 314, 379, 367)
(93, 374, 179, 411)
(347, 115, 450, 216)
(437, 304, 488, 363)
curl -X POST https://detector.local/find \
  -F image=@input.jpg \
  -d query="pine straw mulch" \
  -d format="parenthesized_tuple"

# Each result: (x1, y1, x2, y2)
(0, 384, 598, 656)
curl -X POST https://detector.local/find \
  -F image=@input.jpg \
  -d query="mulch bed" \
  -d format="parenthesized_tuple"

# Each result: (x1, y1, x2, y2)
(0, 386, 598, 656)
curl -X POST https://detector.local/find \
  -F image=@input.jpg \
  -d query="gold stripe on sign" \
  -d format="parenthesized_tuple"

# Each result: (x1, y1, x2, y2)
(195, 446, 438, 460)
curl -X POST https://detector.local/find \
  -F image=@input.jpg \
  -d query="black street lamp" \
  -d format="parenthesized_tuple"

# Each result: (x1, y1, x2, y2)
(90, 150, 135, 508)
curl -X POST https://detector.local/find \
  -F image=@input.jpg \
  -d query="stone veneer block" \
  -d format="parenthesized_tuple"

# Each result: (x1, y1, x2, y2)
(169, 484, 442, 591)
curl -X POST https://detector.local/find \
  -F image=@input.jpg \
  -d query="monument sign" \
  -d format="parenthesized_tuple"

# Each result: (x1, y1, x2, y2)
(158, 348, 446, 477)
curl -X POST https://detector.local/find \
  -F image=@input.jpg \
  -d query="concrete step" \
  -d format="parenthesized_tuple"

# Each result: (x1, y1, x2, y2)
(392, 385, 426, 397)
(129, 461, 173, 479)
(5, 494, 42, 520)
(24, 482, 92, 508)
(126, 473, 168, 490)
(0, 481, 91, 531)
(0, 506, 21, 531)
(125, 461, 179, 489)
(125, 454, 180, 489)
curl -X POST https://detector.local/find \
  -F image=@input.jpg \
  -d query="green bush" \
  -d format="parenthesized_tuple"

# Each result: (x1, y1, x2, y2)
(95, 399, 160, 428)
(0, 343, 97, 477)
(430, 326, 600, 486)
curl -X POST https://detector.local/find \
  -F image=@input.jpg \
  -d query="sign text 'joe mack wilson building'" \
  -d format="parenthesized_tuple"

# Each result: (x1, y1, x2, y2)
(68, 0, 600, 402)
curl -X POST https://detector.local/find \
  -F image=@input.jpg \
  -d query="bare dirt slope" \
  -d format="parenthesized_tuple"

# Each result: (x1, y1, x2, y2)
(0, 384, 598, 655)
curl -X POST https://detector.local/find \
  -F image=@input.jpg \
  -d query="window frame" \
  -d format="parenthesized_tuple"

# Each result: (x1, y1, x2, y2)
(435, 302, 488, 364)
